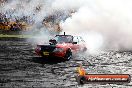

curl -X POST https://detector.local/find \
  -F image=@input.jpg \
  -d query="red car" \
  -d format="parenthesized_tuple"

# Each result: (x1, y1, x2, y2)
(35, 32, 87, 60)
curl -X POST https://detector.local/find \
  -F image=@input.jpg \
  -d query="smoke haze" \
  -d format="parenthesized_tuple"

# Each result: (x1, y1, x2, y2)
(60, 0, 132, 51)
(1, 0, 132, 52)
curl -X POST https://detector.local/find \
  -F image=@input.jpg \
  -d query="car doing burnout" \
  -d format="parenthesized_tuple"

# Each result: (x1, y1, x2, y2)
(35, 32, 87, 60)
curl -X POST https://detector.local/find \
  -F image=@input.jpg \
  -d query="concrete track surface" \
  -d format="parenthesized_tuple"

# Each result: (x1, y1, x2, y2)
(0, 39, 132, 88)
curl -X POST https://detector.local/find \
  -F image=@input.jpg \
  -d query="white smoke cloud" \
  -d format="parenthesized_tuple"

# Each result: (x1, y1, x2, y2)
(60, 0, 132, 52)
(1, 0, 132, 52)
(51, 0, 90, 11)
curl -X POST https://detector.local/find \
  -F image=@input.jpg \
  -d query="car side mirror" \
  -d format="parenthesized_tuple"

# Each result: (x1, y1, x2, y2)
(49, 39, 57, 45)
(72, 42, 77, 44)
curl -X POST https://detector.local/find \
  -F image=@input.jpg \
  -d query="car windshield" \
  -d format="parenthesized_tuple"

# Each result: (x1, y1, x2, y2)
(55, 35, 73, 43)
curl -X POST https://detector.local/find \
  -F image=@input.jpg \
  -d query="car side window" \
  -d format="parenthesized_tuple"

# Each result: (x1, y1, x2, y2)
(77, 36, 85, 44)
(79, 36, 85, 42)
(77, 37, 80, 44)
(73, 36, 79, 43)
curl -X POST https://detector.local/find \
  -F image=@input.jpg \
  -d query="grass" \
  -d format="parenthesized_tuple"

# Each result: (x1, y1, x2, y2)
(0, 34, 33, 38)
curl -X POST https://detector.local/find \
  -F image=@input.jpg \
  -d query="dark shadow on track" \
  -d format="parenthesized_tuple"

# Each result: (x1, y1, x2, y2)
(32, 57, 67, 65)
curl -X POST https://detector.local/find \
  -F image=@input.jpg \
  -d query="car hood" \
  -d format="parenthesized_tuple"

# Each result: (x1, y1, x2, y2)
(56, 43, 73, 48)
(37, 43, 73, 48)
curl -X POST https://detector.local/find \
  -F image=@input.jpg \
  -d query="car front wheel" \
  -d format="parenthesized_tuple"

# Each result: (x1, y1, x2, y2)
(64, 49, 72, 60)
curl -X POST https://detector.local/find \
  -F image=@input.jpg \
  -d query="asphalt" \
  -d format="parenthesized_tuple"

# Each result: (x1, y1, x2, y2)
(0, 39, 132, 88)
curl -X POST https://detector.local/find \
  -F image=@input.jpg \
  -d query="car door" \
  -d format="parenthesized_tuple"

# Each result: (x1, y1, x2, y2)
(78, 36, 87, 51)
(71, 36, 80, 51)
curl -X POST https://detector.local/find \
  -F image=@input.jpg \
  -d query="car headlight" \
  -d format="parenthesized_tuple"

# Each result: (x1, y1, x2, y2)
(53, 48, 64, 52)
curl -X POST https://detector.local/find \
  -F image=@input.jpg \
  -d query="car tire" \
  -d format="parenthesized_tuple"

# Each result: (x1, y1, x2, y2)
(64, 49, 72, 60)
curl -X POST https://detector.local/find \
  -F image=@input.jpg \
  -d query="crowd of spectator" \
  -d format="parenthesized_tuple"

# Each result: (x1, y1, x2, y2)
(0, 0, 76, 32)
(0, 13, 33, 31)
(0, 0, 34, 31)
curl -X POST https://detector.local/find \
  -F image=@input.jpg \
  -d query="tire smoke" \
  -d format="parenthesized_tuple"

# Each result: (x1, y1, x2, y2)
(1, 0, 132, 52)
(60, 0, 132, 52)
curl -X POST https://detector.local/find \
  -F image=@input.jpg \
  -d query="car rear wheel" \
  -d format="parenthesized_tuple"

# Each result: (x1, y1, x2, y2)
(64, 49, 72, 60)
